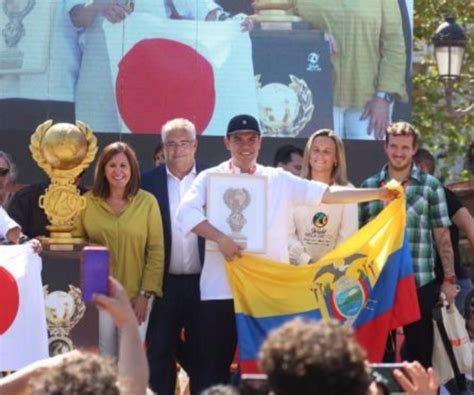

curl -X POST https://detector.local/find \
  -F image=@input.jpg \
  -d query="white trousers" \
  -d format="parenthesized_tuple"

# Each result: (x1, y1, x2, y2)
(98, 298, 152, 357)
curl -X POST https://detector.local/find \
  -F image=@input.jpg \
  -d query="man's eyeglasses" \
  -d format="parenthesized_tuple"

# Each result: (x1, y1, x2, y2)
(164, 140, 194, 150)
(0, 168, 10, 176)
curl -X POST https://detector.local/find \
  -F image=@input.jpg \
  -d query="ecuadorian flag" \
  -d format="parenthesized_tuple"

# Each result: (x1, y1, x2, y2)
(226, 190, 420, 373)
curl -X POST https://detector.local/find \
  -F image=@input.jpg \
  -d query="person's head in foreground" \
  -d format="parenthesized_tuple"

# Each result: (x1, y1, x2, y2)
(260, 318, 371, 395)
(259, 318, 439, 395)
(200, 384, 240, 395)
(28, 352, 119, 395)
(0, 277, 150, 395)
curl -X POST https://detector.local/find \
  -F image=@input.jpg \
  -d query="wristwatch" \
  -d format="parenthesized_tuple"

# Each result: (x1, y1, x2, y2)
(140, 290, 154, 299)
(375, 91, 395, 103)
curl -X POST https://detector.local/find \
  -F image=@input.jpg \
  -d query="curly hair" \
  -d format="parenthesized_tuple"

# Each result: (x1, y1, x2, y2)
(385, 122, 420, 147)
(259, 318, 371, 395)
(200, 384, 240, 395)
(28, 352, 119, 395)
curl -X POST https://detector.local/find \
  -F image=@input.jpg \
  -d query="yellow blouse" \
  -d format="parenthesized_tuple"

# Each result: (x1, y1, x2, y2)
(77, 189, 164, 298)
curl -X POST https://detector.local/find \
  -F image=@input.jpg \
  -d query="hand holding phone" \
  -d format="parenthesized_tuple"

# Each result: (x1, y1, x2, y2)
(393, 362, 438, 395)
(370, 363, 406, 394)
(81, 246, 110, 303)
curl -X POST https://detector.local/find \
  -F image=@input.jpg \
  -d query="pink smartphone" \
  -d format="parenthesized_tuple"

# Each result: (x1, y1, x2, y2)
(81, 246, 110, 303)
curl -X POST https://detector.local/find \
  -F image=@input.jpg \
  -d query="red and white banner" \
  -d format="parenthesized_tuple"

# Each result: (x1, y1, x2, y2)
(103, 16, 259, 135)
(0, 245, 48, 371)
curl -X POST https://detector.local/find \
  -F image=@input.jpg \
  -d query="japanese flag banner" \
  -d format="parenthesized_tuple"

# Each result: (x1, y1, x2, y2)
(0, 245, 48, 371)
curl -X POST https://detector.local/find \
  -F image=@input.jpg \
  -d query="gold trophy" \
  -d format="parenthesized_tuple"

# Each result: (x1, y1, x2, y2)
(252, 0, 301, 23)
(30, 120, 98, 249)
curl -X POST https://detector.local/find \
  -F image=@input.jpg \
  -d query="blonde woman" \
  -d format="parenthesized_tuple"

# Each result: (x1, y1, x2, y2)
(289, 129, 358, 264)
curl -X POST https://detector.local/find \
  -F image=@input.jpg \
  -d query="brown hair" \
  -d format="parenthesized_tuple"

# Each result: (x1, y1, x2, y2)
(92, 142, 140, 199)
(385, 122, 420, 147)
(28, 351, 119, 395)
(300, 129, 348, 185)
(260, 318, 371, 395)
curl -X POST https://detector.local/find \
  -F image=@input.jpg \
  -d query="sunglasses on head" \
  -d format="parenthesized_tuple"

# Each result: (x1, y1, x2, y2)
(0, 168, 10, 176)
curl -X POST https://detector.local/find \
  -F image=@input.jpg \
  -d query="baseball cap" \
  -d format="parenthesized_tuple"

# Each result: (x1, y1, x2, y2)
(226, 114, 261, 136)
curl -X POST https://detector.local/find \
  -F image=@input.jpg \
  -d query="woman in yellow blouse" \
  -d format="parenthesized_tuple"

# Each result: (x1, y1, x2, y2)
(78, 142, 164, 356)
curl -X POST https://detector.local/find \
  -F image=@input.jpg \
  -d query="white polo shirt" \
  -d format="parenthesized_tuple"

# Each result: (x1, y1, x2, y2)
(176, 160, 328, 300)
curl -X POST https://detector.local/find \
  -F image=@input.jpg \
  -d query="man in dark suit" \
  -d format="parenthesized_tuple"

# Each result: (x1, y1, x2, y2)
(141, 118, 206, 395)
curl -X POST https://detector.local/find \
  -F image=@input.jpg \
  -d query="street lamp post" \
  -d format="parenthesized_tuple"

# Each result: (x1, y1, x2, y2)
(432, 16, 472, 117)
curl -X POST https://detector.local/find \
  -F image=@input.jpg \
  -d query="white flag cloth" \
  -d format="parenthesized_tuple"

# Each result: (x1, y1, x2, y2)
(0, 245, 48, 371)
(103, 15, 258, 135)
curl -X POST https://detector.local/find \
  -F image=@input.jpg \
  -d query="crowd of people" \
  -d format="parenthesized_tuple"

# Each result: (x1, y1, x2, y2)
(0, 114, 473, 395)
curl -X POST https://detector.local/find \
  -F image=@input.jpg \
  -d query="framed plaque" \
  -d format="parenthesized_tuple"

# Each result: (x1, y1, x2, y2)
(206, 173, 267, 253)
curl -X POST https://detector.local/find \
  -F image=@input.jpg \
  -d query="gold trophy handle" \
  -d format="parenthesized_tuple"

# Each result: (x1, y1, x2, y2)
(39, 195, 45, 209)
(79, 196, 87, 211)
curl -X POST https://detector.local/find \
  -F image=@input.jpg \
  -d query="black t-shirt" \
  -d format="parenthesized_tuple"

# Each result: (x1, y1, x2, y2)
(434, 187, 469, 281)
(7, 181, 88, 239)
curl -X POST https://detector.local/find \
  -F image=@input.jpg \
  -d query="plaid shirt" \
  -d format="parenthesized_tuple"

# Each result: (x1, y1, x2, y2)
(359, 164, 451, 287)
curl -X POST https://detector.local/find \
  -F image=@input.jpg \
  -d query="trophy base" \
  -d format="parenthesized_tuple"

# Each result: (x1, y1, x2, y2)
(253, 1, 295, 11)
(38, 234, 86, 252)
(0, 48, 24, 70)
(253, 20, 312, 31)
(251, 10, 302, 23)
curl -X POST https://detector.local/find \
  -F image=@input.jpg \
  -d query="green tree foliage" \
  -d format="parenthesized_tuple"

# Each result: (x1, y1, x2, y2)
(413, 0, 473, 181)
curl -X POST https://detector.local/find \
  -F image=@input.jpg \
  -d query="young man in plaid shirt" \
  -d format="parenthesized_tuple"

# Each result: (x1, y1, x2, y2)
(359, 122, 458, 368)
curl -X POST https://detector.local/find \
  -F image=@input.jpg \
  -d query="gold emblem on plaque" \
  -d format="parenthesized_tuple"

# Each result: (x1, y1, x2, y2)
(30, 120, 98, 244)
(256, 74, 314, 137)
(223, 188, 251, 249)
(252, 0, 301, 22)
(43, 285, 86, 356)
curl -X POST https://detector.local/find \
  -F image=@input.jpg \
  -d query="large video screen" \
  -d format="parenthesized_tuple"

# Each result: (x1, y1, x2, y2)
(0, 0, 412, 140)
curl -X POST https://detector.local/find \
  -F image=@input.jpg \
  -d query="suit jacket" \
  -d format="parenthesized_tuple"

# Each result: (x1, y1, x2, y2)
(141, 163, 206, 289)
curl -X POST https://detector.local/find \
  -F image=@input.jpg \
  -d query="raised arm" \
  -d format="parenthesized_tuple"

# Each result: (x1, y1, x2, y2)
(321, 186, 399, 204)
(94, 277, 149, 395)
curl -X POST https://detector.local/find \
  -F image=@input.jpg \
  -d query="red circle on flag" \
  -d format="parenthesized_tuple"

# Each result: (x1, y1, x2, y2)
(116, 38, 215, 134)
(0, 266, 20, 334)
